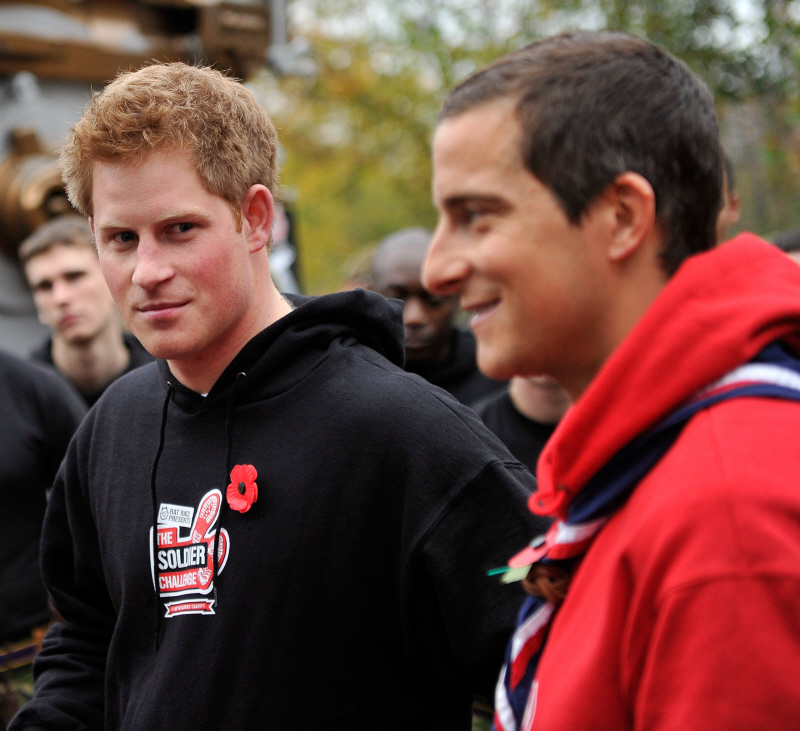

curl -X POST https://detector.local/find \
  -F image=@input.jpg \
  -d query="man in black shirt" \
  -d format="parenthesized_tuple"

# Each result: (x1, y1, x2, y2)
(10, 63, 541, 731)
(0, 350, 85, 729)
(20, 216, 153, 407)
(369, 227, 505, 404)
(472, 376, 571, 474)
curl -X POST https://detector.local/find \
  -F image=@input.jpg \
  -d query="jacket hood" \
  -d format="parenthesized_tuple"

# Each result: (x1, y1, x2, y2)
(158, 288, 405, 411)
(535, 233, 800, 519)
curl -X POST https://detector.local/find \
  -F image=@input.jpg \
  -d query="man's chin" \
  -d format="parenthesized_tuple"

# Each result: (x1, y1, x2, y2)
(61, 329, 100, 347)
(475, 345, 517, 382)
(403, 343, 430, 359)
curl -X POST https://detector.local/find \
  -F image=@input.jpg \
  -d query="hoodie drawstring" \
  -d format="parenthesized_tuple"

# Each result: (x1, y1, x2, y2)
(212, 372, 246, 609)
(151, 382, 173, 651)
(149, 373, 245, 649)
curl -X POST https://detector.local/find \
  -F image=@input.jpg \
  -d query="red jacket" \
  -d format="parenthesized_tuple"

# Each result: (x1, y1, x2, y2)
(531, 234, 800, 730)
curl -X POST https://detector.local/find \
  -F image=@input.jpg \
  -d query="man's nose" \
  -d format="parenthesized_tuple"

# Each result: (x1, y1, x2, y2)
(405, 296, 432, 327)
(422, 223, 469, 296)
(131, 237, 174, 290)
(51, 279, 74, 305)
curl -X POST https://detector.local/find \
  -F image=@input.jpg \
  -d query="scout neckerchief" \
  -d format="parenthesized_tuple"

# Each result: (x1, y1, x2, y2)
(493, 342, 800, 731)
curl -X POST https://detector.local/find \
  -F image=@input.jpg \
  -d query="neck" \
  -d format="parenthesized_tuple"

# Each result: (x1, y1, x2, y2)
(560, 236, 668, 402)
(52, 323, 130, 396)
(509, 376, 572, 424)
(168, 276, 292, 394)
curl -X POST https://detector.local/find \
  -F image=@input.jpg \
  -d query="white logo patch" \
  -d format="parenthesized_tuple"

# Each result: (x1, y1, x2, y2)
(158, 503, 194, 528)
(150, 490, 229, 617)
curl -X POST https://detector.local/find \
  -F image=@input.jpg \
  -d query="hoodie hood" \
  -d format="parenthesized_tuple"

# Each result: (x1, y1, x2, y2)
(158, 288, 405, 410)
(535, 233, 800, 519)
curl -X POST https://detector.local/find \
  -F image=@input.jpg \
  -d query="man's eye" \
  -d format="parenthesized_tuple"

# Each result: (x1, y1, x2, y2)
(461, 208, 484, 225)
(175, 223, 193, 234)
(115, 231, 137, 243)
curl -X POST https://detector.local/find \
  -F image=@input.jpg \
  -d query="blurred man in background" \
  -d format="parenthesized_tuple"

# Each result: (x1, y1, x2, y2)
(20, 215, 152, 407)
(369, 227, 505, 404)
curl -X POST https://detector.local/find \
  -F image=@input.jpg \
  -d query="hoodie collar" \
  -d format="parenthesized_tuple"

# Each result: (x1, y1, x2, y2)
(158, 289, 405, 412)
(536, 234, 800, 519)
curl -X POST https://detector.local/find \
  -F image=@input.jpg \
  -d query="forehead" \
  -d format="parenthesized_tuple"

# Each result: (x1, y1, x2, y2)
(26, 243, 98, 277)
(432, 100, 526, 200)
(372, 249, 426, 287)
(91, 149, 211, 226)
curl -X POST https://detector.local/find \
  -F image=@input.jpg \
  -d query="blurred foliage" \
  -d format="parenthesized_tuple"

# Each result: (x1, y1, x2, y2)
(251, 0, 800, 293)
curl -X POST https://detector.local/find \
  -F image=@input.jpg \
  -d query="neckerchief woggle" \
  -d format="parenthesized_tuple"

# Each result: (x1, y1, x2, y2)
(493, 343, 800, 731)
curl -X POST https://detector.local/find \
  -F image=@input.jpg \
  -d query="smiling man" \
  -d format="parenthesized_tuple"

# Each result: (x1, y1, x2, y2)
(424, 31, 800, 731)
(369, 227, 505, 404)
(9, 63, 543, 731)
(20, 215, 153, 406)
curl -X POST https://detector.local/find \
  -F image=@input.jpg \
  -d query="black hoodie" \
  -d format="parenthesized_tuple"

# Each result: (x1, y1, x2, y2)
(11, 290, 542, 731)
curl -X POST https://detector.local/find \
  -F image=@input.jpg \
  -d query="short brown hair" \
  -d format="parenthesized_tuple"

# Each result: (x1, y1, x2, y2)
(440, 31, 723, 275)
(18, 214, 94, 265)
(60, 63, 279, 228)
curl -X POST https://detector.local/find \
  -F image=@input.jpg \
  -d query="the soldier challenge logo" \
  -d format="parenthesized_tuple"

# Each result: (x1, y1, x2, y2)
(149, 489, 229, 618)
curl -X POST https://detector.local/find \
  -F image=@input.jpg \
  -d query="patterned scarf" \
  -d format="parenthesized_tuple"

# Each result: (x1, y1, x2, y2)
(493, 343, 800, 731)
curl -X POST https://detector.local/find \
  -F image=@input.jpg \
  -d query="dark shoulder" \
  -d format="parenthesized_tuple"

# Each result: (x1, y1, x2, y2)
(2, 348, 65, 396)
(338, 345, 519, 464)
(0, 348, 86, 419)
(28, 337, 54, 365)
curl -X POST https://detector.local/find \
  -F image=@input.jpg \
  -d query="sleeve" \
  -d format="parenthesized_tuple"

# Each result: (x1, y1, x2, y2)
(634, 575, 800, 730)
(410, 460, 549, 704)
(9, 428, 115, 731)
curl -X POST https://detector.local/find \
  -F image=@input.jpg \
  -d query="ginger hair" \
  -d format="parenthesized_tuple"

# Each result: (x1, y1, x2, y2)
(60, 63, 279, 229)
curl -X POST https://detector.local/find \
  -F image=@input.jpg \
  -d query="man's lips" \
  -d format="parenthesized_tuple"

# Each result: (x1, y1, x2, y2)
(464, 299, 500, 327)
(58, 313, 80, 329)
(137, 301, 189, 320)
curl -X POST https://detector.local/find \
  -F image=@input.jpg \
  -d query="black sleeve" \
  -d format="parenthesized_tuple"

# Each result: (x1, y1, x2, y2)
(9, 426, 115, 731)
(409, 460, 550, 704)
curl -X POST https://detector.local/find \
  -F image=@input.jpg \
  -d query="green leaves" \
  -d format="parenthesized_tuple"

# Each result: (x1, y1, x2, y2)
(255, 0, 800, 292)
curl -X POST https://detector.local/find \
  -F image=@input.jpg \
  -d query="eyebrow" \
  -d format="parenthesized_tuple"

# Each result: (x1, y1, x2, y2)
(30, 267, 88, 285)
(441, 194, 512, 212)
(95, 208, 212, 231)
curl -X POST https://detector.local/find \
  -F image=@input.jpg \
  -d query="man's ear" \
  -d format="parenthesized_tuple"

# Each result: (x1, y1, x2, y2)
(240, 185, 274, 254)
(729, 191, 741, 224)
(605, 172, 656, 263)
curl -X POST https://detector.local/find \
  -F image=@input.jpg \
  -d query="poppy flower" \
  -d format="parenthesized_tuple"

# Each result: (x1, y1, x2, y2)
(226, 464, 258, 513)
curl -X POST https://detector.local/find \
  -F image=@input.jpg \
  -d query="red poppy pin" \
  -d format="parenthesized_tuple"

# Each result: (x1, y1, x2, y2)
(227, 464, 258, 513)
